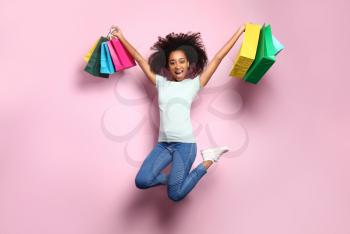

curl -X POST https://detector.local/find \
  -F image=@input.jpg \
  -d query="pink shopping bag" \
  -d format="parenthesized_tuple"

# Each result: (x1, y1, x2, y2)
(107, 38, 136, 71)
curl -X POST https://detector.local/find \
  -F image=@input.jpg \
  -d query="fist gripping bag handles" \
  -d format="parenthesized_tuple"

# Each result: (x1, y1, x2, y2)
(229, 23, 284, 84)
(83, 27, 136, 78)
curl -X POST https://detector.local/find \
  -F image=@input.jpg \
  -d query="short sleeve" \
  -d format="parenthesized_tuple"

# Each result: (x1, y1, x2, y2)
(193, 75, 202, 92)
(155, 74, 166, 88)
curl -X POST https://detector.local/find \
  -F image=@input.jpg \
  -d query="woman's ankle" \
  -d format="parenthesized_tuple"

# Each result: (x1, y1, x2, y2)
(202, 160, 213, 169)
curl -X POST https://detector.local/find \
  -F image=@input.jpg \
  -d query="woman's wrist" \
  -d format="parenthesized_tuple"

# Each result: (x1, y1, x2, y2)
(239, 24, 245, 34)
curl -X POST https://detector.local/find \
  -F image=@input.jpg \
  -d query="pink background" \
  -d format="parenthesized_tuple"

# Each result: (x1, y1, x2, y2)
(1, 0, 350, 233)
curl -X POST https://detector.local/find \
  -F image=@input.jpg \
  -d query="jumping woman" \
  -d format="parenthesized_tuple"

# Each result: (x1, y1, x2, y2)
(111, 24, 246, 202)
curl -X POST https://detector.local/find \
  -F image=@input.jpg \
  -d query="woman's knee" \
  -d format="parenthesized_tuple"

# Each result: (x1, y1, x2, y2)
(167, 190, 185, 202)
(135, 173, 152, 189)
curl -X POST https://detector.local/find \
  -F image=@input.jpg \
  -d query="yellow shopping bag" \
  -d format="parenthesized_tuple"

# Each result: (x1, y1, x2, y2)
(83, 39, 99, 63)
(229, 23, 261, 79)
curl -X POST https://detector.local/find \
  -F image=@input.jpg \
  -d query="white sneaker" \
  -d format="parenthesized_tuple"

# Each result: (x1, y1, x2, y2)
(201, 146, 229, 162)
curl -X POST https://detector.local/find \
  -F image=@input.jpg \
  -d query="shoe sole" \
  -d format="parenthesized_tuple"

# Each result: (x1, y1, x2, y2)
(201, 146, 229, 154)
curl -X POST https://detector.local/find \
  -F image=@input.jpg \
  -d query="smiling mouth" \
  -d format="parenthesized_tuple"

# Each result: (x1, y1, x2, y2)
(175, 70, 183, 75)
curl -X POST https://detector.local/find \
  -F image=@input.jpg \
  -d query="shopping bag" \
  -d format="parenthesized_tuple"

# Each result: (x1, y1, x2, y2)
(100, 42, 116, 74)
(230, 23, 261, 79)
(84, 36, 109, 78)
(243, 24, 276, 84)
(83, 39, 99, 63)
(107, 38, 136, 71)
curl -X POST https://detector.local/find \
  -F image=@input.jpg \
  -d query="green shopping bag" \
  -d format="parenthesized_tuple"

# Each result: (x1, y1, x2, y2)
(243, 24, 275, 84)
(84, 37, 109, 78)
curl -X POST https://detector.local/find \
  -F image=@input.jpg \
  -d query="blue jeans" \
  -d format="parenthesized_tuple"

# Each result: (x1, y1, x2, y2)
(135, 142, 207, 202)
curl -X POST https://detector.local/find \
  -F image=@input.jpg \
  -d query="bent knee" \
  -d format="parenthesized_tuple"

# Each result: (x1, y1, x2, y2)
(135, 175, 152, 189)
(167, 191, 185, 202)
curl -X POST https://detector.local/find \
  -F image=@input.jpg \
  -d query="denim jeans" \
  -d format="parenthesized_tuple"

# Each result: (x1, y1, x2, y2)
(135, 142, 207, 202)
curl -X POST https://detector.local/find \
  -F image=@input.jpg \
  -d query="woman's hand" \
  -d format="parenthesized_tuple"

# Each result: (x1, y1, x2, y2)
(239, 22, 255, 34)
(238, 23, 249, 34)
(110, 25, 124, 39)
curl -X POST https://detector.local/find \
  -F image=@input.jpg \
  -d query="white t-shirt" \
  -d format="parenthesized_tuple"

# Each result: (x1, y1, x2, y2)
(155, 74, 202, 143)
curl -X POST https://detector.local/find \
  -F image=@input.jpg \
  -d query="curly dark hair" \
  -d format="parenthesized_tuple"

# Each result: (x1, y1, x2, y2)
(148, 32, 208, 78)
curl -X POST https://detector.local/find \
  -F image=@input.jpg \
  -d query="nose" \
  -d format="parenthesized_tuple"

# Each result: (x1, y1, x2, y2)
(175, 62, 182, 69)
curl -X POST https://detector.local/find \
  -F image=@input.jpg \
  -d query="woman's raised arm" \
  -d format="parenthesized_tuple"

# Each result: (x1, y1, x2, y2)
(199, 24, 246, 88)
(111, 26, 156, 85)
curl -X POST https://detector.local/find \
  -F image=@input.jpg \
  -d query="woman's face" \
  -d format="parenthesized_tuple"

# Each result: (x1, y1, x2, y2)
(168, 50, 190, 82)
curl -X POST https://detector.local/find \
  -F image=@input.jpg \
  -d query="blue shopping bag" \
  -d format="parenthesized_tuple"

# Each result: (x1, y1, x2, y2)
(100, 42, 116, 74)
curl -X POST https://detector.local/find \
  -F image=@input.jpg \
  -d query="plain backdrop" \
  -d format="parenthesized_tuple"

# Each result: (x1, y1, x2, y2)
(1, 0, 349, 234)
